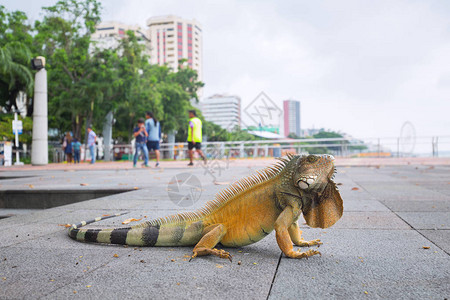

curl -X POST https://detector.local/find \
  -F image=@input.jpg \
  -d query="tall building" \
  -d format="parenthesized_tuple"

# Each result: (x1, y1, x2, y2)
(200, 94, 241, 131)
(92, 21, 149, 52)
(283, 100, 301, 137)
(146, 15, 203, 81)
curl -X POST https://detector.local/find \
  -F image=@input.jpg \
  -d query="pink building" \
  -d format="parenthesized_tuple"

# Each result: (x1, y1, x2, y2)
(283, 100, 301, 137)
(147, 15, 203, 82)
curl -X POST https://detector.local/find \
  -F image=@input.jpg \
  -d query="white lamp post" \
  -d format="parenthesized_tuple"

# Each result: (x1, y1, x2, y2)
(31, 56, 48, 165)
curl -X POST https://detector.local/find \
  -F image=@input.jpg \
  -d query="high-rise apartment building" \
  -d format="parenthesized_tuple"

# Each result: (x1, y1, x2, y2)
(200, 94, 241, 131)
(283, 100, 301, 137)
(146, 15, 203, 81)
(92, 21, 149, 52)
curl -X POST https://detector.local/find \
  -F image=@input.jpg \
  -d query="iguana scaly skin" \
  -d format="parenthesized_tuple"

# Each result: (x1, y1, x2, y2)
(68, 154, 343, 261)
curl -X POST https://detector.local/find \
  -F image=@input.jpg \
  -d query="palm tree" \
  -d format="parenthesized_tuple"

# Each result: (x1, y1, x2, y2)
(0, 41, 34, 112)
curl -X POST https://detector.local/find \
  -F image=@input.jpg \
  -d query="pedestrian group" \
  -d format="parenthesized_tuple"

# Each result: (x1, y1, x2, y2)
(62, 110, 206, 167)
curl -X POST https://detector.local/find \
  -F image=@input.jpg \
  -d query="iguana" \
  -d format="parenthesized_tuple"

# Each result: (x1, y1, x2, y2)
(68, 154, 343, 261)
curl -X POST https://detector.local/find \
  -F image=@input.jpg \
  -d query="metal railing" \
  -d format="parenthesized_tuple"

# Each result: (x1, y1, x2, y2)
(156, 136, 450, 160)
(5, 136, 449, 165)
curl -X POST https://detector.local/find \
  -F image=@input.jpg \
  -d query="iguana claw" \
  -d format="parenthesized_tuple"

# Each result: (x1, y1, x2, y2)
(294, 239, 323, 247)
(189, 252, 198, 262)
(213, 248, 233, 262)
(189, 248, 232, 262)
(289, 249, 321, 259)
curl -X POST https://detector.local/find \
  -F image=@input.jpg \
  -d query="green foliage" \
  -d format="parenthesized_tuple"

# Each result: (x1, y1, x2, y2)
(202, 120, 230, 142)
(33, 0, 103, 140)
(312, 131, 343, 139)
(309, 130, 344, 154)
(0, 6, 34, 112)
(157, 62, 204, 135)
(20, 155, 32, 165)
(287, 132, 300, 139)
(197, 122, 257, 142)
(0, 114, 33, 144)
(113, 33, 161, 142)
(286, 130, 345, 154)
(111, 34, 203, 142)
(230, 126, 257, 141)
(0, 7, 33, 46)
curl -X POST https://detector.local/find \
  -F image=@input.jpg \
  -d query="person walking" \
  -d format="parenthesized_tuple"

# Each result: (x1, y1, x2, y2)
(72, 138, 81, 164)
(133, 118, 149, 168)
(87, 126, 97, 164)
(63, 132, 73, 163)
(145, 111, 161, 167)
(187, 110, 206, 166)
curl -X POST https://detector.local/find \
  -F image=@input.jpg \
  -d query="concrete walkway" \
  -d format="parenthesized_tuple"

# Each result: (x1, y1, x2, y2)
(0, 158, 449, 299)
(3, 156, 450, 171)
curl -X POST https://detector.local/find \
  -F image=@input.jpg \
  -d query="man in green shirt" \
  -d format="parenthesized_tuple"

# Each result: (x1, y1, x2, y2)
(187, 110, 206, 166)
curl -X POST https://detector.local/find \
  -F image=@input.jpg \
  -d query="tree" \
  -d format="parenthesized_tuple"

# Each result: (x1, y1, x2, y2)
(157, 61, 204, 137)
(309, 130, 345, 154)
(0, 7, 34, 113)
(201, 120, 230, 142)
(34, 0, 103, 139)
(113, 51, 204, 142)
(112, 31, 162, 142)
(230, 126, 257, 141)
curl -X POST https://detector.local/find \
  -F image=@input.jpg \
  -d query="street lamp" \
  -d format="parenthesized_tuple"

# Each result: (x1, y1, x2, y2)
(31, 56, 46, 70)
(31, 56, 48, 165)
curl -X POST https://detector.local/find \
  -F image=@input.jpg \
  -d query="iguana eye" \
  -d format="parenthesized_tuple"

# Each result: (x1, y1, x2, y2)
(307, 155, 317, 163)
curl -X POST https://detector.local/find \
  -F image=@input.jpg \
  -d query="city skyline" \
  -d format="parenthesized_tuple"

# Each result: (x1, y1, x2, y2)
(3, 0, 450, 139)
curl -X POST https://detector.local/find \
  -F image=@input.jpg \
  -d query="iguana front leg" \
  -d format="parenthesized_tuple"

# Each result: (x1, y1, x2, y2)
(190, 224, 232, 262)
(274, 206, 321, 259)
(288, 222, 322, 247)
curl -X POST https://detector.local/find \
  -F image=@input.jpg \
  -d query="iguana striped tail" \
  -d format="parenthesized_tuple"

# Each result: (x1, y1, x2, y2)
(69, 212, 130, 230)
(68, 212, 130, 244)
(68, 211, 205, 247)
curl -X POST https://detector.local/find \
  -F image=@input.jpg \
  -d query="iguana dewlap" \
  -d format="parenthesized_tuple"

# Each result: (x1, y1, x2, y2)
(68, 154, 343, 261)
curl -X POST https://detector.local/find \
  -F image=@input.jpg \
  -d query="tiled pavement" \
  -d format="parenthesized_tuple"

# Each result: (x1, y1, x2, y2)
(0, 158, 449, 299)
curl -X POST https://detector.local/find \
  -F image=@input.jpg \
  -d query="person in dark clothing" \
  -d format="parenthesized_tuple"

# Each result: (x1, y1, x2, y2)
(63, 132, 73, 163)
(133, 118, 149, 168)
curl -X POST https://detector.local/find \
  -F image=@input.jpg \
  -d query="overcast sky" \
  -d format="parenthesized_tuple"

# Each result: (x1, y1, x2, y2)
(3, 0, 450, 141)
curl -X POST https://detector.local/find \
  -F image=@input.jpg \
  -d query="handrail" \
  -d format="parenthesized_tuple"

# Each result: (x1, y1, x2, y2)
(9, 135, 450, 164)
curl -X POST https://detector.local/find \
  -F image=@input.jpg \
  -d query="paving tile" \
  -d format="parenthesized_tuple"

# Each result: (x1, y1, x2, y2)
(356, 182, 450, 201)
(342, 199, 390, 212)
(0, 223, 66, 248)
(418, 229, 450, 254)
(0, 247, 133, 299)
(382, 200, 450, 212)
(42, 236, 281, 300)
(397, 212, 450, 230)
(331, 211, 411, 229)
(269, 229, 450, 300)
(0, 163, 449, 299)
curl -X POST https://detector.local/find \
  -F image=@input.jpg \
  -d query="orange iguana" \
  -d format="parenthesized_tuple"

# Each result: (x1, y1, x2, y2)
(68, 154, 343, 261)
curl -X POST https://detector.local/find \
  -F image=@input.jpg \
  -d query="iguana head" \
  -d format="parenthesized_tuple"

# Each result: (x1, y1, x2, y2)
(295, 154, 335, 192)
(294, 154, 343, 229)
